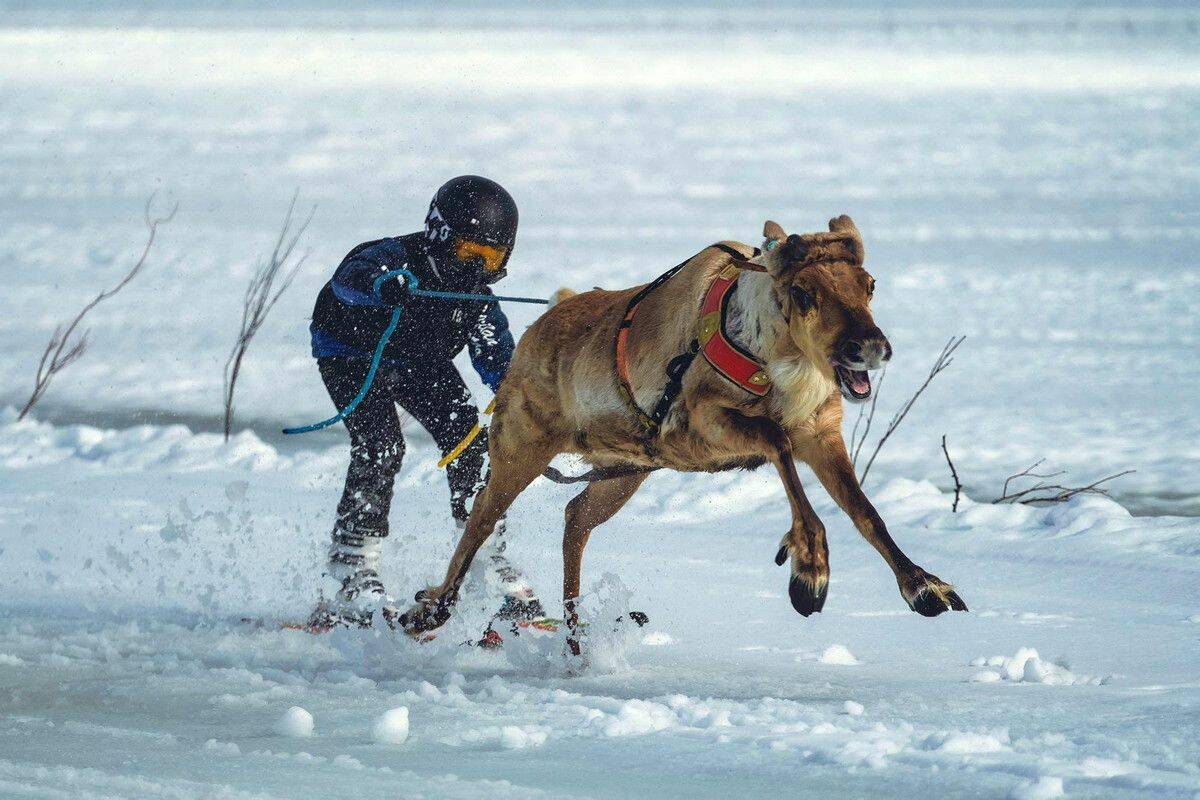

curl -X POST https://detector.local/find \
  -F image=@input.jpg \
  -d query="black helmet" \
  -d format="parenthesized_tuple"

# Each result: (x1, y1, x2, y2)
(424, 175, 518, 285)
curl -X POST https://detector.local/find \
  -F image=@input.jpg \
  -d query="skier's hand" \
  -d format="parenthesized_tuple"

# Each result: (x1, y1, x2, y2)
(378, 273, 409, 306)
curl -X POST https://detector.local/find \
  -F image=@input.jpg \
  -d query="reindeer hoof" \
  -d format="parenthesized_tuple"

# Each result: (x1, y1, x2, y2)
(906, 581, 968, 617)
(789, 575, 828, 617)
(398, 595, 453, 635)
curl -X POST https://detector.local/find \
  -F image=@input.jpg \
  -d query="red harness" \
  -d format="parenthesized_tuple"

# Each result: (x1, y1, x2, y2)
(615, 247, 770, 434)
(697, 265, 771, 395)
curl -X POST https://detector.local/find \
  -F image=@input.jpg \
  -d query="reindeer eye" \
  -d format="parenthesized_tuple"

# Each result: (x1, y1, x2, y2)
(790, 285, 816, 313)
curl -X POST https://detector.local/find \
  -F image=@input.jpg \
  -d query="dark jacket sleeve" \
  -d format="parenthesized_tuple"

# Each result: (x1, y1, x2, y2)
(467, 299, 515, 392)
(330, 241, 409, 307)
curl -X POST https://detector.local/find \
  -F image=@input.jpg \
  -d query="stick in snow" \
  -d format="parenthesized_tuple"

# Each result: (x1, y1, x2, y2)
(18, 195, 176, 421)
(222, 191, 313, 441)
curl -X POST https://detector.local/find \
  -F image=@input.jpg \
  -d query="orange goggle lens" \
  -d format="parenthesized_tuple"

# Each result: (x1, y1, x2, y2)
(453, 238, 509, 274)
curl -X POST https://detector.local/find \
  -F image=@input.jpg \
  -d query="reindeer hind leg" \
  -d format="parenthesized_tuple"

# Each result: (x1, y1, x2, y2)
(562, 472, 648, 656)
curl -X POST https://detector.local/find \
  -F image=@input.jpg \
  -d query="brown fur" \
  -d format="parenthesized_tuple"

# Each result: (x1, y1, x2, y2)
(400, 216, 966, 641)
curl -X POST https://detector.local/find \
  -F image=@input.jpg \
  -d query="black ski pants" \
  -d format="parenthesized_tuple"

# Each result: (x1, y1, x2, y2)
(318, 356, 487, 547)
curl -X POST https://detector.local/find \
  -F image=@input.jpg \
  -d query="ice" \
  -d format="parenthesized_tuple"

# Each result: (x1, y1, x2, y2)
(1, 2, 1199, 798)
(370, 707, 410, 746)
(274, 706, 314, 738)
(1010, 776, 1066, 800)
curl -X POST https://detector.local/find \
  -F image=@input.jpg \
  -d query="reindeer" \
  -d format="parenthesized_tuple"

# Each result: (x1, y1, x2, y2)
(400, 216, 966, 648)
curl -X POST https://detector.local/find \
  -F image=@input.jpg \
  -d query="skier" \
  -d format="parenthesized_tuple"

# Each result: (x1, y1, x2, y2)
(307, 175, 542, 631)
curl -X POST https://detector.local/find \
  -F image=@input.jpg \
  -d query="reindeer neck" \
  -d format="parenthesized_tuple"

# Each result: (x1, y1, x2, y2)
(726, 269, 837, 427)
(725, 270, 780, 361)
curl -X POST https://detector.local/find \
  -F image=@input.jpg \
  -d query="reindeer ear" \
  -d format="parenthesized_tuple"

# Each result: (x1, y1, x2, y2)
(763, 220, 786, 252)
(827, 214, 865, 265)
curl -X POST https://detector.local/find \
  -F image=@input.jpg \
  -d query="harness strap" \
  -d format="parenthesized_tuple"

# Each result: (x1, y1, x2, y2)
(615, 255, 694, 431)
(614, 242, 761, 436)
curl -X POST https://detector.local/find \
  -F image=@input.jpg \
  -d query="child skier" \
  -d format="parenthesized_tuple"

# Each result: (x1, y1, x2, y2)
(307, 175, 541, 631)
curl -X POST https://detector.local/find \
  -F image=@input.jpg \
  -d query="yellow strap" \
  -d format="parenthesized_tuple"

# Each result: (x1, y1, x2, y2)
(437, 398, 496, 468)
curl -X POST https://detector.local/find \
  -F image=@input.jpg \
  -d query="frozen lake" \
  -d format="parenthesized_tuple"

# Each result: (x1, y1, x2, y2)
(1, 4, 1198, 798)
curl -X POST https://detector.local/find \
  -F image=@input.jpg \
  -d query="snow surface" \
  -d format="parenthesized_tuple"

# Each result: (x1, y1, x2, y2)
(2, 3, 1199, 799)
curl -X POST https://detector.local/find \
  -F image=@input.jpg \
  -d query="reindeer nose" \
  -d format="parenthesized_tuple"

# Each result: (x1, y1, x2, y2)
(840, 330, 891, 368)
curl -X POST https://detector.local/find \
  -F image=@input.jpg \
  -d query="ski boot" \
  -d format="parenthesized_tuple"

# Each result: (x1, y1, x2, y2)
(306, 535, 400, 632)
(473, 518, 548, 647)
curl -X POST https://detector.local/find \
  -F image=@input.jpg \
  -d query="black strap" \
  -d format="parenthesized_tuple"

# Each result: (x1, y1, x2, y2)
(617, 241, 761, 435)
(650, 339, 699, 425)
(710, 242, 761, 261)
(623, 257, 691, 316)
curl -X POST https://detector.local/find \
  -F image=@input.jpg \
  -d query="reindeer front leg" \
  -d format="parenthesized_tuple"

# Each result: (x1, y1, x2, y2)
(764, 433, 831, 617)
(802, 432, 967, 617)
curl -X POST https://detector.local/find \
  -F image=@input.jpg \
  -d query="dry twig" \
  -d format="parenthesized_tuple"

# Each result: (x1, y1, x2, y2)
(993, 460, 1134, 505)
(849, 366, 886, 468)
(858, 335, 965, 486)
(941, 434, 963, 512)
(18, 196, 177, 420)
(222, 192, 313, 440)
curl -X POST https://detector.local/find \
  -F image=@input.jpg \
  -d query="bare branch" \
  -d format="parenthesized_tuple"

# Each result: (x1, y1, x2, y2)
(998, 459, 1068, 500)
(858, 335, 964, 486)
(222, 192, 313, 440)
(18, 195, 174, 420)
(848, 401, 867, 462)
(850, 365, 885, 468)
(994, 461, 1135, 505)
(941, 434, 963, 512)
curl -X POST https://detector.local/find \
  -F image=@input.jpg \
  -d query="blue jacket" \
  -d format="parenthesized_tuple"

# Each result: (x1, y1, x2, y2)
(310, 234, 515, 392)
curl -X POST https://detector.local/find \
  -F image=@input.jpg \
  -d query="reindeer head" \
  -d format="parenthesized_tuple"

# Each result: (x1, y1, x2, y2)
(752, 216, 890, 403)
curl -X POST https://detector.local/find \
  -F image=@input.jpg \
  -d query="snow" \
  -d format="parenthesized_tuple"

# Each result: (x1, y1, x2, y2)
(819, 644, 862, 666)
(274, 707, 315, 738)
(1011, 776, 1066, 800)
(1, 2, 1199, 798)
(370, 707, 410, 746)
(970, 647, 1111, 686)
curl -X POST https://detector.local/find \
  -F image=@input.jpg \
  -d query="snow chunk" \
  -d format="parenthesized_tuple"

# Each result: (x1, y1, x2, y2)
(499, 725, 547, 749)
(371, 707, 410, 745)
(593, 699, 676, 737)
(446, 725, 548, 750)
(274, 706, 314, 738)
(970, 671, 1003, 683)
(842, 700, 865, 716)
(0, 653, 24, 666)
(641, 631, 675, 646)
(1010, 776, 1065, 800)
(973, 648, 1108, 686)
(927, 730, 1009, 754)
(819, 645, 860, 666)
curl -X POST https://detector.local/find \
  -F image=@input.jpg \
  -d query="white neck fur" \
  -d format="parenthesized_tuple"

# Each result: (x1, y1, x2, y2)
(726, 269, 837, 427)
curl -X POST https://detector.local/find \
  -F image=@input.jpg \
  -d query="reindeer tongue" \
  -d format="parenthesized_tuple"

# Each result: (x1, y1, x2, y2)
(834, 364, 872, 400)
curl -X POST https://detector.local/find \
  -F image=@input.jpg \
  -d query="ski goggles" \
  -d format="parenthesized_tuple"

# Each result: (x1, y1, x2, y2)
(453, 237, 509, 277)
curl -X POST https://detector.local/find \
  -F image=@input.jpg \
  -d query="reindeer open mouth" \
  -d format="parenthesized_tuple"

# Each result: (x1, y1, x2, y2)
(833, 362, 873, 402)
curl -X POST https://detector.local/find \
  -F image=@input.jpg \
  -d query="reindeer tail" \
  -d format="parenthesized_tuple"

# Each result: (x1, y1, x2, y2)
(549, 288, 577, 308)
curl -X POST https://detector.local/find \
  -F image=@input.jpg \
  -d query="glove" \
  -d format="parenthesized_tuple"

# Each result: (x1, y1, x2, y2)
(476, 367, 504, 394)
(377, 273, 409, 306)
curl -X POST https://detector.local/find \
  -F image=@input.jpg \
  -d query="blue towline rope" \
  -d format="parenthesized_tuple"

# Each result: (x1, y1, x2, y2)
(282, 267, 548, 435)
